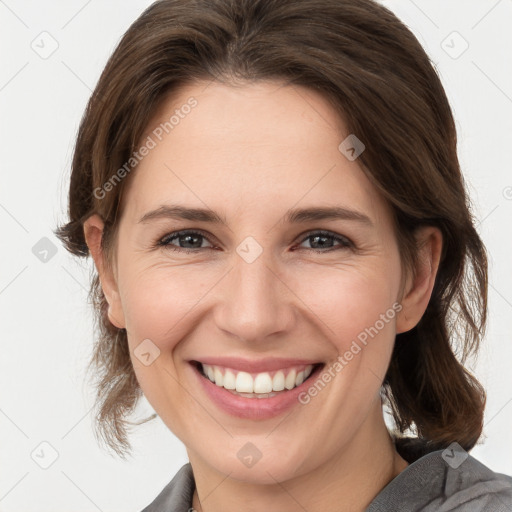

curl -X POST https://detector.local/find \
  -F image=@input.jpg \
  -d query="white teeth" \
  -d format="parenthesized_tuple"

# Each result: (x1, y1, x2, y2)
(199, 363, 317, 395)
(285, 369, 296, 390)
(223, 369, 236, 389)
(272, 370, 285, 391)
(214, 367, 223, 386)
(254, 373, 273, 394)
(235, 371, 253, 393)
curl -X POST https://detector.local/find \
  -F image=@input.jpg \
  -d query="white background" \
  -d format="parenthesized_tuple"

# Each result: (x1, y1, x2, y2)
(1, 0, 511, 511)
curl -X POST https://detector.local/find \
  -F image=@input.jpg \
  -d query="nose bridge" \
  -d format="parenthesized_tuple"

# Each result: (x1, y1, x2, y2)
(215, 241, 294, 342)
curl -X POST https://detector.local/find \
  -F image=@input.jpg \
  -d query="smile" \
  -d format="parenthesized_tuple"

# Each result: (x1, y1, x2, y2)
(190, 360, 325, 419)
(199, 362, 316, 395)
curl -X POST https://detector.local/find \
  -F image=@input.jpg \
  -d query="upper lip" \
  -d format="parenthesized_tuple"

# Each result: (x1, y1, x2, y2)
(191, 357, 322, 373)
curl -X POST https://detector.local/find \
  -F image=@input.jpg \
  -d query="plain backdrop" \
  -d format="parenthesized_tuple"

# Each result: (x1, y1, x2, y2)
(1, 0, 511, 511)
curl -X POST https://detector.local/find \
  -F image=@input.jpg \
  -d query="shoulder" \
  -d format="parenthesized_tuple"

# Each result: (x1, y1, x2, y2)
(438, 450, 512, 512)
(139, 463, 195, 512)
(368, 441, 512, 512)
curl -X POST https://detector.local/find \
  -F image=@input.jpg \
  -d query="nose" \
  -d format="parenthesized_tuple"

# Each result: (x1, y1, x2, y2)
(213, 246, 296, 344)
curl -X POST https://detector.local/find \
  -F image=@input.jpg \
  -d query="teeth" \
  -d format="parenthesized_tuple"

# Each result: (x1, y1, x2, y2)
(200, 363, 316, 394)
(254, 373, 273, 394)
(285, 369, 296, 390)
(272, 370, 285, 391)
(214, 366, 223, 386)
(223, 369, 236, 390)
(236, 371, 253, 393)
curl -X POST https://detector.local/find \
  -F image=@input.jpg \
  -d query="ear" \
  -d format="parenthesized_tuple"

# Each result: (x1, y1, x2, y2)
(83, 214, 126, 330)
(395, 226, 443, 334)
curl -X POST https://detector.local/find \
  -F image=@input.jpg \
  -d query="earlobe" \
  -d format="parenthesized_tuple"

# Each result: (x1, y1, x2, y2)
(395, 226, 443, 334)
(83, 214, 126, 329)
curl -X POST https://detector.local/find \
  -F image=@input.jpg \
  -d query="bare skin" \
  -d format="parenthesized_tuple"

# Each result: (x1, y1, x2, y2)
(84, 79, 442, 512)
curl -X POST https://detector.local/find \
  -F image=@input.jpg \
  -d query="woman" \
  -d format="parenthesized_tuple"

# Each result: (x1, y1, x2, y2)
(55, 0, 512, 510)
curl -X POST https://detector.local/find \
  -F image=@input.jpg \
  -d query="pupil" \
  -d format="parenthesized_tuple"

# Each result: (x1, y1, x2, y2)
(182, 234, 201, 248)
(184, 235, 201, 247)
(312, 235, 329, 248)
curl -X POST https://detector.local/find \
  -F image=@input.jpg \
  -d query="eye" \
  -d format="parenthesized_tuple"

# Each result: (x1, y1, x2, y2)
(154, 229, 353, 254)
(156, 230, 215, 253)
(295, 230, 353, 252)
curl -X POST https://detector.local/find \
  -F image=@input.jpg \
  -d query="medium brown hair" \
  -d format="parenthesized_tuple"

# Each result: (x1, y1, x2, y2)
(55, 0, 487, 460)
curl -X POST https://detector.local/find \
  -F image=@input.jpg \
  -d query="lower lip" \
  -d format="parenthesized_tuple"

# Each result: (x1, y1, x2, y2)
(190, 362, 324, 420)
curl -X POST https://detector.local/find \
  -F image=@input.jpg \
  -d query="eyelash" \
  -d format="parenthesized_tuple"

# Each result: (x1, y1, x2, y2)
(153, 229, 354, 254)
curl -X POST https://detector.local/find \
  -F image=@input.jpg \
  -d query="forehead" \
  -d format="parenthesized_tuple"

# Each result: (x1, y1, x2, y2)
(120, 80, 392, 229)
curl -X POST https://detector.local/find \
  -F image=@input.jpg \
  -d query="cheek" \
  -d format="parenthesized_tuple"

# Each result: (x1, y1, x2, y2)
(118, 266, 207, 435)
(292, 259, 401, 350)
(120, 267, 204, 347)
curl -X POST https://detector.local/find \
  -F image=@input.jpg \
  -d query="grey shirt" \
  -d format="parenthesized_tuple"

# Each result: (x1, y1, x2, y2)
(141, 448, 512, 511)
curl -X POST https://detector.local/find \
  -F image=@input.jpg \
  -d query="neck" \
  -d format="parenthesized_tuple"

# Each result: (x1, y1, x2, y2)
(189, 401, 409, 512)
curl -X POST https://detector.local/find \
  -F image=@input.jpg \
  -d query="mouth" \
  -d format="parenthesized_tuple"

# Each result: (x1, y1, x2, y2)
(189, 359, 325, 419)
(191, 360, 324, 398)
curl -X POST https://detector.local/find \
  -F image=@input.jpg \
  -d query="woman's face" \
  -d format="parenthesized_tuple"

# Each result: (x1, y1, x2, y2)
(96, 80, 414, 482)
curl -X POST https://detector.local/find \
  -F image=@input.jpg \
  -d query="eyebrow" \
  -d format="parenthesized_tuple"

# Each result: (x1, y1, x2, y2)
(138, 204, 374, 227)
